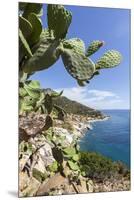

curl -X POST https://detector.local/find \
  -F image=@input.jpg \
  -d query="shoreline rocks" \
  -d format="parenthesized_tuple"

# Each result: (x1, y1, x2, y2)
(19, 112, 130, 197)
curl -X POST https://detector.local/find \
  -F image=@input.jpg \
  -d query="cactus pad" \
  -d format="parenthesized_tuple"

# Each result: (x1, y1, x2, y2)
(24, 83, 41, 99)
(47, 4, 72, 39)
(86, 40, 104, 57)
(19, 81, 43, 114)
(19, 16, 33, 39)
(23, 30, 62, 73)
(19, 29, 33, 62)
(28, 13, 42, 45)
(19, 87, 27, 97)
(28, 80, 40, 89)
(63, 38, 85, 54)
(44, 94, 53, 114)
(95, 50, 122, 69)
(19, 96, 35, 113)
(22, 3, 43, 19)
(61, 46, 95, 82)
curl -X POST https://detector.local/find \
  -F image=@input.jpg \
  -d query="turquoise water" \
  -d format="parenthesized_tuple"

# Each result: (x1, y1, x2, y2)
(79, 110, 130, 167)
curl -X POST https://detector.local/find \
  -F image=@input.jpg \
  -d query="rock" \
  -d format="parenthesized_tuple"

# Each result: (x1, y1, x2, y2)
(19, 113, 46, 136)
(32, 168, 48, 183)
(93, 177, 130, 193)
(37, 173, 68, 196)
(87, 179, 94, 192)
(19, 171, 30, 191)
(19, 128, 30, 142)
(37, 142, 55, 167)
(19, 141, 34, 171)
(32, 154, 48, 178)
(78, 179, 88, 193)
(19, 111, 130, 196)
(19, 154, 31, 171)
(63, 184, 71, 194)
(20, 177, 41, 197)
(62, 161, 71, 177)
(54, 127, 74, 145)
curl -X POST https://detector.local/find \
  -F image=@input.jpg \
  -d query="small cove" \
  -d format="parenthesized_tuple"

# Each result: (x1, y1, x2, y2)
(79, 110, 130, 167)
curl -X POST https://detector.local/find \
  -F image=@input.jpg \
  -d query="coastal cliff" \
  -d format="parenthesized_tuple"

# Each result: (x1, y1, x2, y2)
(19, 100, 130, 197)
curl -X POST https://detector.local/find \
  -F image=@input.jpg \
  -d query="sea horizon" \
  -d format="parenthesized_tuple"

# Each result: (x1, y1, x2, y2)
(101, 108, 130, 111)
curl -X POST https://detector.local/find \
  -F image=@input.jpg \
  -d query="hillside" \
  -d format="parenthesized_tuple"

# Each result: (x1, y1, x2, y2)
(53, 95, 104, 117)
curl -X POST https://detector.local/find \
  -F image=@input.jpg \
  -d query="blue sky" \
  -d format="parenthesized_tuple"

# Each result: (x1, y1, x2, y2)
(31, 4, 130, 110)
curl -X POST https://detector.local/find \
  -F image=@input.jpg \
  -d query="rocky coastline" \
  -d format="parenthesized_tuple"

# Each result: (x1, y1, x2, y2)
(19, 112, 130, 197)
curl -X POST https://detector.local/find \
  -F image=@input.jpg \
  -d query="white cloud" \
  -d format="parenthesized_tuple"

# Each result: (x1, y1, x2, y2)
(55, 87, 124, 110)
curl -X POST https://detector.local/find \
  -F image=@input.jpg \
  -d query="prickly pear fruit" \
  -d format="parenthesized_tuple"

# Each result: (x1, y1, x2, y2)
(23, 30, 62, 73)
(86, 40, 104, 57)
(95, 50, 122, 69)
(47, 4, 72, 39)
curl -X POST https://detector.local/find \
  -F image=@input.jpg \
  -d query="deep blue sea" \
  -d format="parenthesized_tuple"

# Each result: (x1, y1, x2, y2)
(79, 110, 130, 167)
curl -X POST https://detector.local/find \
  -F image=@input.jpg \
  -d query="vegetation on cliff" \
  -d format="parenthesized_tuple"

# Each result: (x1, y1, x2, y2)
(79, 152, 130, 181)
(54, 95, 103, 117)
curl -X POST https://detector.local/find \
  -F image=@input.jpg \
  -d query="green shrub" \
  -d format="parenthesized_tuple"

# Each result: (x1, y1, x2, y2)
(113, 161, 130, 177)
(79, 151, 117, 180)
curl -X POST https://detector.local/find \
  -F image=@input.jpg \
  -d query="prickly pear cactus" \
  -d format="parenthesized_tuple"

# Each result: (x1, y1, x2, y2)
(19, 16, 33, 39)
(86, 40, 104, 57)
(19, 80, 41, 113)
(61, 38, 95, 82)
(43, 88, 63, 98)
(19, 79, 64, 115)
(95, 50, 122, 69)
(62, 50, 95, 81)
(44, 94, 53, 114)
(19, 29, 33, 62)
(28, 13, 42, 45)
(19, 95, 36, 114)
(63, 38, 85, 54)
(23, 30, 62, 73)
(47, 4, 72, 39)
(22, 3, 43, 19)
(54, 104, 66, 120)
(23, 83, 41, 99)
(19, 3, 122, 86)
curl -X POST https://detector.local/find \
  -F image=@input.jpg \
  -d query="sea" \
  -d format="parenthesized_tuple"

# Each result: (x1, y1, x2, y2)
(79, 110, 130, 167)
